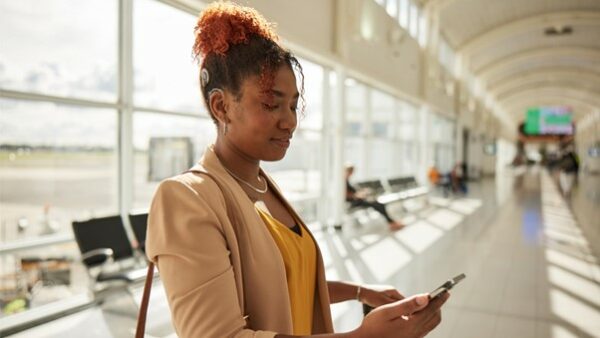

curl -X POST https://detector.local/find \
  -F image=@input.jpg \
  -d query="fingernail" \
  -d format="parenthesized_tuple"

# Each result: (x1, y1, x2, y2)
(416, 294, 428, 305)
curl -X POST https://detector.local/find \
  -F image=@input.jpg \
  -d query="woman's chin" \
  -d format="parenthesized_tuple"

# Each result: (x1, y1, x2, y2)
(262, 150, 287, 162)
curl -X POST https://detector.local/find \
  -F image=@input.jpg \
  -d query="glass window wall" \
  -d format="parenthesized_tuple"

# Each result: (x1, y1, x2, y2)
(410, 4, 419, 38)
(386, 0, 398, 18)
(343, 79, 368, 180)
(0, 99, 118, 242)
(0, 0, 118, 102)
(396, 102, 418, 175)
(432, 114, 455, 173)
(132, 112, 216, 209)
(399, 0, 409, 29)
(0, 98, 118, 318)
(133, 0, 203, 114)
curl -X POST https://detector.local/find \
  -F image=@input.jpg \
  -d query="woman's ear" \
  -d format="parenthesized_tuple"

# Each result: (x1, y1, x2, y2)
(208, 89, 229, 125)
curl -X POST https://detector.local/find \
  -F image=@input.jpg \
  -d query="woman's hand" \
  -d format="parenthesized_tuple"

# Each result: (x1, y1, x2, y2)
(354, 292, 450, 338)
(359, 284, 404, 308)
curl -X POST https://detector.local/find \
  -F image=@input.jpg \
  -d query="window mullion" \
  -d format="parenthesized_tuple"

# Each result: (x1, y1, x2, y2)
(118, 0, 134, 231)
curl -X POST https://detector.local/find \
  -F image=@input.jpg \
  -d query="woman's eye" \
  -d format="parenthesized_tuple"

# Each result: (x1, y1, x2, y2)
(262, 103, 278, 111)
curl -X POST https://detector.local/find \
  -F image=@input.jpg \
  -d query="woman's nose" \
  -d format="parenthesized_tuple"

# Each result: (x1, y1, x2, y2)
(279, 107, 297, 131)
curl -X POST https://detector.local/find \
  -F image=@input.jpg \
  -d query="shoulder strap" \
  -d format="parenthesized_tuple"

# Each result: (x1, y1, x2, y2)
(135, 167, 243, 338)
(135, 262, 155, 338)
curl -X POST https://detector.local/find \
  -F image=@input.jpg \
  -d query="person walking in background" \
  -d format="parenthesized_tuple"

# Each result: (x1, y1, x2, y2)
(145, 3, 448, 337)
(559, 142, 579, 198)
(345, 165, 404, 231)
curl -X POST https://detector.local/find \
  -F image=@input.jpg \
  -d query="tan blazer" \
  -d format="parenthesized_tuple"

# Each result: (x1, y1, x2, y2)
(146, 146, 334, 338)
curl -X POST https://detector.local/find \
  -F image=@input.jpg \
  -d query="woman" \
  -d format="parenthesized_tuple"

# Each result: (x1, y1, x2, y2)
(345, 165, 404, 231)
(146, 3, 448, 337)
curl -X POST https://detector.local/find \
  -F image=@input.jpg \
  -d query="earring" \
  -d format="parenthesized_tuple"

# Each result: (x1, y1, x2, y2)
(223, 123, 228, 135)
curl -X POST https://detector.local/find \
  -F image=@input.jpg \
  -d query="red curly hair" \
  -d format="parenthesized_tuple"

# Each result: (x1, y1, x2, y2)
(193, 2, 278, 58)
(191, 2, 305, 123)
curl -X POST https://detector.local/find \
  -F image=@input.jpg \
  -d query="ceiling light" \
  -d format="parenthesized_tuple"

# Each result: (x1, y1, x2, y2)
(544, 25, 573, 36)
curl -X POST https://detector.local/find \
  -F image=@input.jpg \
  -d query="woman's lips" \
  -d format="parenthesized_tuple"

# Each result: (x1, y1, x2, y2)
(271, 138, 290, 148)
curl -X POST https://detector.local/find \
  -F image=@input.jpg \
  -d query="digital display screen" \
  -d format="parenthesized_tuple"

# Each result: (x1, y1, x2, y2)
(524, 106, 573, 135)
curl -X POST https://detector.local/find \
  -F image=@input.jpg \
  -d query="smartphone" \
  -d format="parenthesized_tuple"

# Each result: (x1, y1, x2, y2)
(429, 273, 466, 299)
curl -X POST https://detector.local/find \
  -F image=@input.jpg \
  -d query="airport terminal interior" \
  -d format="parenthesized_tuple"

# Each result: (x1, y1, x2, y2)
(1, 0, 599, 337)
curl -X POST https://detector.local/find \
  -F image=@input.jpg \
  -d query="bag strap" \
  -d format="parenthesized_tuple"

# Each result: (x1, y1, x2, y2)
(135, 262, 155, 338)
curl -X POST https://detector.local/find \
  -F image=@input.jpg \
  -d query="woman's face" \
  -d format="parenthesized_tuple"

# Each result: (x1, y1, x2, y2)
(226, 65, 299, 162)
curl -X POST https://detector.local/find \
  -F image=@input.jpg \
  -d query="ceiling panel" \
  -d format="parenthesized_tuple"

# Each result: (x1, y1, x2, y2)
(488, 68, 600, 96)
(479, 51, 600, 86)
(438, 0, 600, 48)
(469, 24, 600, 72)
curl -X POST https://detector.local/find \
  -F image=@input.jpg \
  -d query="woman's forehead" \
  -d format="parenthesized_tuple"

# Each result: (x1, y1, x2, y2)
(242, 67, 299, 98)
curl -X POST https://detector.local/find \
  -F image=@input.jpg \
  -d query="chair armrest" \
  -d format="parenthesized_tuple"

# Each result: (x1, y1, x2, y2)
(81, 248, 114, 267)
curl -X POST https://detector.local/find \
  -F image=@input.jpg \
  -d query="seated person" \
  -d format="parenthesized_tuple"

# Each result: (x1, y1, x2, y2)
(450, 162, 467, 194)
(345, 165, 404, 231)
(428, 165, 451, 196)
(427, 166, 440, 185)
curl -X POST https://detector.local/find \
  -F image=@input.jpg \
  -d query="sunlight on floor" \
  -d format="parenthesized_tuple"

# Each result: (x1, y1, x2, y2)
(548, 265, 600, 309)
(545, 323, 583, 338)
(448, 198, 483, 215)
(343, 258, 365, 284)
(549, 288, 600, 337)
(322, 195, 483, 286)
(331, 235, 349, 258)
(545, 249, 596, 281)
(541, 171, 600, 337)
(393, 220, 444, 253)
(359, 237, 412, 282)
(426, 209, 464, 230)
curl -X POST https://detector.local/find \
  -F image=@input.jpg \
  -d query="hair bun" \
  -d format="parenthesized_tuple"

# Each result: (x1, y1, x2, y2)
(193, 2, 278, 60)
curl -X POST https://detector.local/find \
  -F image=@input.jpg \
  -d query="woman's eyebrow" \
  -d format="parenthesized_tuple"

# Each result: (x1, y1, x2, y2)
(268, 89, 300, 99)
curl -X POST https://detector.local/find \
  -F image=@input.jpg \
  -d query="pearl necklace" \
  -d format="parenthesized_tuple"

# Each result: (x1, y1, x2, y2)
(223, 166, 268, 194)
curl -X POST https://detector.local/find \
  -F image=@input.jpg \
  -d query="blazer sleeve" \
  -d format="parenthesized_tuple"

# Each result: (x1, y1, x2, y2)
(146, 178, 276, 338)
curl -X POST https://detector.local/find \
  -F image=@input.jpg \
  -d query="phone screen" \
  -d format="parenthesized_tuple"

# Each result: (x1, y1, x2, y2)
(429, 273, 466, 299)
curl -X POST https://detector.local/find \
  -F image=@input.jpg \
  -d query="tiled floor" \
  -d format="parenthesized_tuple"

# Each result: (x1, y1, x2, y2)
(7, 167, 600, 338)
(323, 167, 600, 338)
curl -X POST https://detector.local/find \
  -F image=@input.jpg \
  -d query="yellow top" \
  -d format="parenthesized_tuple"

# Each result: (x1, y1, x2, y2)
(256, 205, 317, 335)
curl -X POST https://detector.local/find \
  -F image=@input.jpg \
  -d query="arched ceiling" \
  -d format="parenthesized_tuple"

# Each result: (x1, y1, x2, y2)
(474, 47, 600, 82)
(503, 97, 596, 118)
(488, 68, 600, 98)
(421, 0, 600, 127)
(500, 87, 600, 119)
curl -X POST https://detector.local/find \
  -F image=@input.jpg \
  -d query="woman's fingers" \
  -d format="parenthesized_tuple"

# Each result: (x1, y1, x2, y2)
(380, 294, 429, 320)
(360, 292, 448, 338)
(407, 292, 448, 336)
(429, 290, 450, 307)
(422, 309, 442, 333)
(411, 291, 449, 323)
(384, 289, 404, 300)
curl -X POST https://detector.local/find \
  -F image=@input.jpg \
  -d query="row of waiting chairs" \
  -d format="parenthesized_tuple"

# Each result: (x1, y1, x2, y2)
(71, 212, 149, 291)
(354, 175, 429, 205)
